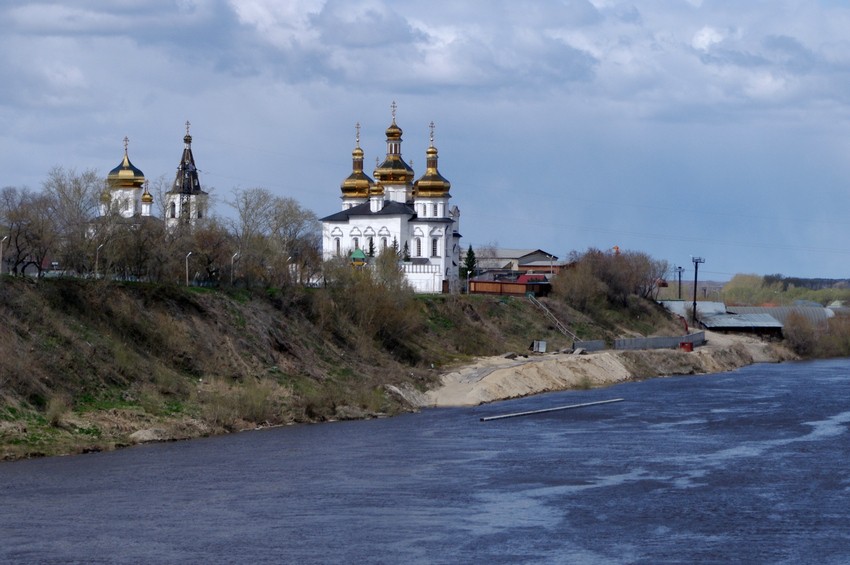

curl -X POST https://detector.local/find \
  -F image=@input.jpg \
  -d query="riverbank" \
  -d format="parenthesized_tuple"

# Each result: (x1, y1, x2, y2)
(423, 331, 797, 407)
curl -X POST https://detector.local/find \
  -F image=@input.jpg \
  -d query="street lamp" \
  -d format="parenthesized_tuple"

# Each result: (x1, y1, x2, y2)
(691, 257, 705, 323)
(185, 251, 193, 287)
(674, 265, 685, 300)
(230, 252, 239, 286)
(0, 235, 7, 275)
(95, 243, 105, 279)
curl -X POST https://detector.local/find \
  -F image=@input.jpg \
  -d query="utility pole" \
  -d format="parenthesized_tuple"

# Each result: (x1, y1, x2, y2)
(691, 257, 705, 323)
(675, 265, 685, 299)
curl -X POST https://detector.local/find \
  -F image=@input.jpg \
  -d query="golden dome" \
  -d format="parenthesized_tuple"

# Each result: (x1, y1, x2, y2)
(107, 137, 145, 189)
(413, 123, 451, 197)
(141, 188, 153, 204)
(341, 123, 374, 199)
(385, 120, 402, 140)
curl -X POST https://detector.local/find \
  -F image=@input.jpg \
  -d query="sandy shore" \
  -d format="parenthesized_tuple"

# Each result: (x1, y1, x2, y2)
(423, 331, 797, 407)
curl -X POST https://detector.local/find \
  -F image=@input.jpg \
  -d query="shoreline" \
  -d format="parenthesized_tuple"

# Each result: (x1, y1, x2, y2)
(420, 331, 798, 408)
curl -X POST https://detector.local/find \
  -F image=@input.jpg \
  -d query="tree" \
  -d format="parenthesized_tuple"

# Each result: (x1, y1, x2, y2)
(0, 186, 57, 277)
(227, 187, 276, 286)
(226, 187, 320, 287)
(269, 196, 320, 285)
(460, 245, 476, 280)
(41, 167, 102, 275)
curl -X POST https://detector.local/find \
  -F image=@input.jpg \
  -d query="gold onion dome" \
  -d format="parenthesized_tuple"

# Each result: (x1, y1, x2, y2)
(340, 123, 374, 198)
(414, 123, 451, 197)
(141, 184, 154, 204)
(374, 104, 414, 184)
(107, 137, 145, 189)
(385, 120, 402, 140)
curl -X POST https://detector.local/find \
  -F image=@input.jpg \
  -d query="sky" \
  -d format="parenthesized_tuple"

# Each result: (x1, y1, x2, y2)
(2, 0, 850, 281)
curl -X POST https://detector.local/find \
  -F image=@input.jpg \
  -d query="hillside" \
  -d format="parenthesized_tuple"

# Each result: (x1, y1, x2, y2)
(0, 277, 684, 460)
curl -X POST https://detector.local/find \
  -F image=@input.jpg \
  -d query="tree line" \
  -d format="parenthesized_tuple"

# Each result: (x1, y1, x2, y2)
(0, 168, 322, 287)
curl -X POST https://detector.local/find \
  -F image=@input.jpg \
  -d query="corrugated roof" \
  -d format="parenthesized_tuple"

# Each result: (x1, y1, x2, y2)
(727, 306, 832, 328)
(701, 313, 783, 329)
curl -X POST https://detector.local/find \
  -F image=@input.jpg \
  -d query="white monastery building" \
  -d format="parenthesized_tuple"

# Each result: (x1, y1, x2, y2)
(100, 136, 154, 219)
(321, 104, 461, 293)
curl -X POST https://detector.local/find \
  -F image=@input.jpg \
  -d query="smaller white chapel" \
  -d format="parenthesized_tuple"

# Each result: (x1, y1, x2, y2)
(321, 104, 461, 293)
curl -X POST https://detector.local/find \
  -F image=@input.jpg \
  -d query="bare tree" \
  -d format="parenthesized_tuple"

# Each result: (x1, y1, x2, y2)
(41, 167, 102, 274)
(0, 186, 57, 277)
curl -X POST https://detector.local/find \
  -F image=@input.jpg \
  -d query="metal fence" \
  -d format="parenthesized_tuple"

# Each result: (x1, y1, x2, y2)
(613, 332, 706, 351)
(572, 340, 606, 352)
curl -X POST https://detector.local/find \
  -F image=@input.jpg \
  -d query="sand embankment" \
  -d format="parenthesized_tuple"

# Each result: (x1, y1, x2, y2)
(423, 331, 797, 407)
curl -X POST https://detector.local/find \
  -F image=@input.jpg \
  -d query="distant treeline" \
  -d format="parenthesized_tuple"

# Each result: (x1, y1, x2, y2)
(762, 274, 850, 291)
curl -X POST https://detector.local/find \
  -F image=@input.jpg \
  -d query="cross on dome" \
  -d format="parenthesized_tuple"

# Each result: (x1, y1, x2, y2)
(185, 120, 191, 136)
(390, 100, 397, 122)
(355, 122, 361, 147)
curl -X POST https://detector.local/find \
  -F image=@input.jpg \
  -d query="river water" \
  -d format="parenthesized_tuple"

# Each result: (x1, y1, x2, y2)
(2, 359, 850, 564)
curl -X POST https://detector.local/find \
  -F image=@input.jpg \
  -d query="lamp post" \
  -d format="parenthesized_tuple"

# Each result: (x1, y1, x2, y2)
(230, 252, 239, 286)
(185, 251, 192, 287)
(675, 265, 685, 300)
(0, 235, 7, 275)
(95, 243, 105, 279)
(691, 257, 705, 323)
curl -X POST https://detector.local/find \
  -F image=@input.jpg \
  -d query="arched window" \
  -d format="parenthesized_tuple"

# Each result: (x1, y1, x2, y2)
(169, 202, 177, 218)
(353, 237, 360, 250)
(415, 238, 422, 257)
(335, 238, 341, 256)
(381, 237, 388, 250)
(431, 238, 439, 257)
(432, 204, 438, 217)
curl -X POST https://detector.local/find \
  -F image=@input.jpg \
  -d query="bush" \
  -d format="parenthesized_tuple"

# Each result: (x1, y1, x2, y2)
(783, 312, 817, 356)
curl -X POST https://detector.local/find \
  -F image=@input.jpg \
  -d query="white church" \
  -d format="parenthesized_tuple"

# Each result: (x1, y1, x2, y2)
(320, 104, 462, 293)
(99, 122, 208, 231)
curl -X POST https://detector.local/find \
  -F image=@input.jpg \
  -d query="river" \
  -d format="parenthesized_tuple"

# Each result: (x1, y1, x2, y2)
(2, 359, 850, 564)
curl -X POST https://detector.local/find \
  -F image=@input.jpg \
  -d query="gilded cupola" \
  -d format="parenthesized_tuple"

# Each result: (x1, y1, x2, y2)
(373, 101, 414, 186)
(340, 122, 374, 199)
(107, 136, 145, 189)
(141, 182, 154, 204)
(413, 122, 451, 197)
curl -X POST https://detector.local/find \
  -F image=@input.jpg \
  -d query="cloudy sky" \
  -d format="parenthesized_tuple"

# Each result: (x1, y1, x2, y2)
(2, 0, 850, 280)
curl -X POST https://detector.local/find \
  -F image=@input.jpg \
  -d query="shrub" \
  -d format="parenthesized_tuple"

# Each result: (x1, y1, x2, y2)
(783, 312, 817, 356)
(45, 394, 70, 427)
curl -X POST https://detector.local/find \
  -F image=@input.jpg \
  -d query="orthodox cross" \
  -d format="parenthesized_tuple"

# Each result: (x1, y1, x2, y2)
(123, 136, 129, 152)
(390, 100, 397, 121)
(429, 121, 435, 145)
(355, 122, 361, 146)
(185, 120, 191, 136)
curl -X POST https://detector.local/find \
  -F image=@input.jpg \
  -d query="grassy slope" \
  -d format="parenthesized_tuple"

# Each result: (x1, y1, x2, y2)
(0, 278, 680, 460)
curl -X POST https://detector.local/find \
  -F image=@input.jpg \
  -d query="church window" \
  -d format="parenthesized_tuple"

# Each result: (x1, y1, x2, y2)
(415, 238, 422, 257)
(432, 204, 438, 217)
(381, 237, 388, 250)
(353, 237, 360, 249)
(431, 238, 439, 257)
(169, 202, 177, 218)
(335, 238, 341, 256)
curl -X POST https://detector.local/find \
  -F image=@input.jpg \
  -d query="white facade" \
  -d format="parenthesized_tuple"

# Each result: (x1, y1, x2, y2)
(321, 112, 461, 293)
